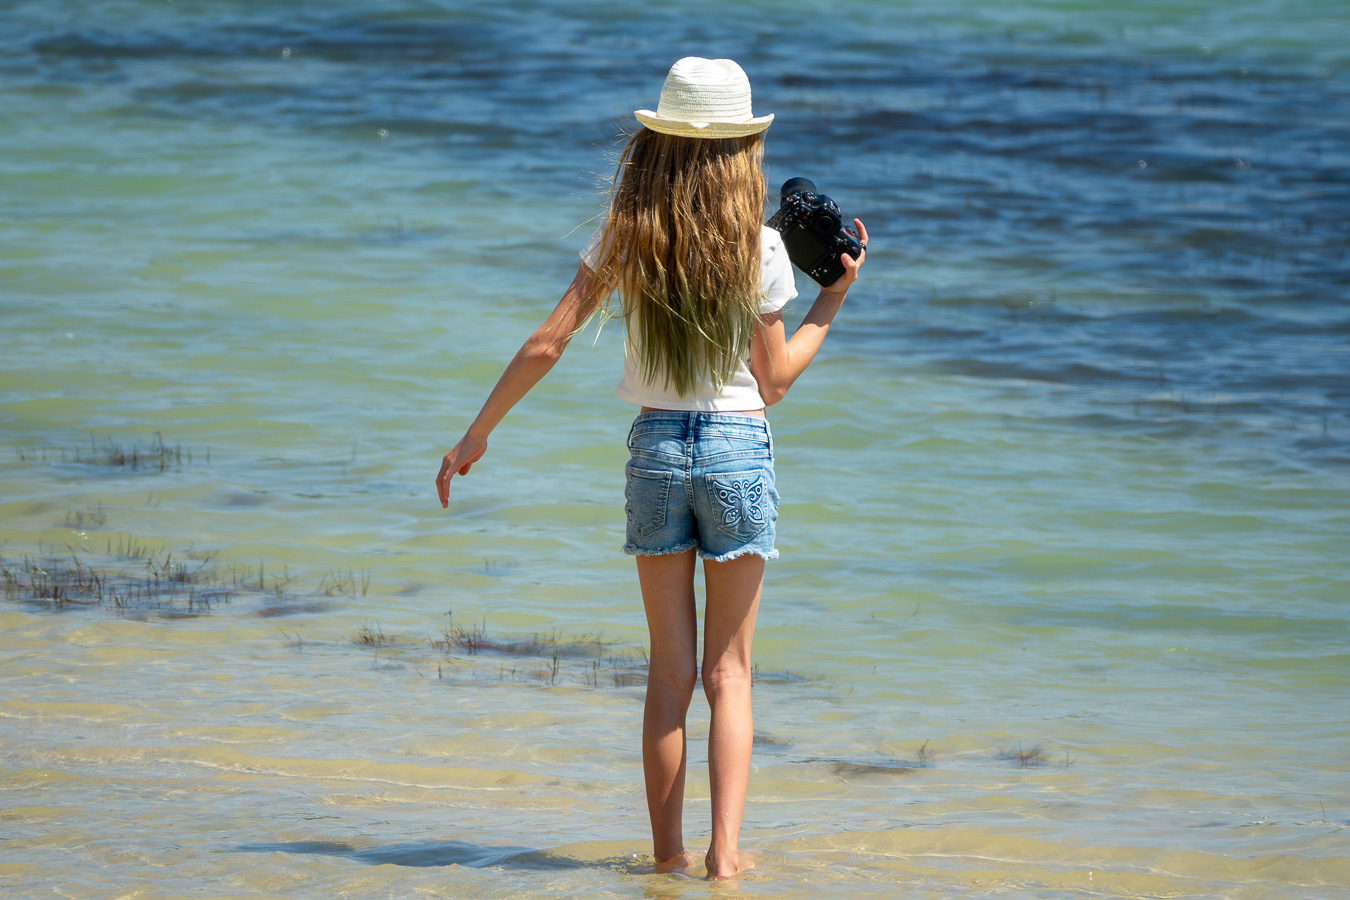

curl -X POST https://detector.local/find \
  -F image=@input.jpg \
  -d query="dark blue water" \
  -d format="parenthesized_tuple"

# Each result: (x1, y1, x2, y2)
(6, 0, 1346, 472)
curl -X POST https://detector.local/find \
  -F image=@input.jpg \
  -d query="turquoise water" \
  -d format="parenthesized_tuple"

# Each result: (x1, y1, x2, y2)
(2, 1, 1348, 897)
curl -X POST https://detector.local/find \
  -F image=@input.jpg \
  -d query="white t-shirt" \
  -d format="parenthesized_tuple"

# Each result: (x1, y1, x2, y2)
(580, 225, 798, 411)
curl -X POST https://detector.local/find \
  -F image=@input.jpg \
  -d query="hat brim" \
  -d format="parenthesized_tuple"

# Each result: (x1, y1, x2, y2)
(634, 110, 774, 138)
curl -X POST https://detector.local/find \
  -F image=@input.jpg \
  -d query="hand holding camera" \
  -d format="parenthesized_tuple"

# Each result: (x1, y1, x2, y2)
(767, 178, 867, 287)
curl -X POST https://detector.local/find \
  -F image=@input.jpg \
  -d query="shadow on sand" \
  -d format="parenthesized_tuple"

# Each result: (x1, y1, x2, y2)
(235, 838, 594, 870)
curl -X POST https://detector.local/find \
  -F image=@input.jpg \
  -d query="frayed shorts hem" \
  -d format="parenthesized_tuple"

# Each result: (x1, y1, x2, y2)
(623, 541, 779, 563)
(623, 539, 699, 558)
(702, 546, 779, 563)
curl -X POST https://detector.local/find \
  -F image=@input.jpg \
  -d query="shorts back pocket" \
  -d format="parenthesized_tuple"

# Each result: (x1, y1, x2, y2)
(625, 465, 672, 537)
(704, 470, 771, 542)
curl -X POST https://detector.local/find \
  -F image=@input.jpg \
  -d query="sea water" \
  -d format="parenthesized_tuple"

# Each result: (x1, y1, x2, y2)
(1, 1, 1348, 897)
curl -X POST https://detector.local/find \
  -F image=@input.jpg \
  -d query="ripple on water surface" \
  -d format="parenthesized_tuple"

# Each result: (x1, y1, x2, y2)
(3, 1, 1349, 898)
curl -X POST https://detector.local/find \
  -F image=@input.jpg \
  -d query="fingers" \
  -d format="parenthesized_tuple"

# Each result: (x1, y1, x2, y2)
(841, 218, 867, 277)
(840, 218, 868, 259)
(436, 453, 464, 508)
(436, 460, 452, 508)
(851, 219, 868, 264)
(436, 438, 487, 508)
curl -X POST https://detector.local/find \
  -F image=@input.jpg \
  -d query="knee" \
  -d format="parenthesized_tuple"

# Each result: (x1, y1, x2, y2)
(648, 658, 698, 701)
(701, 659, 752, 701)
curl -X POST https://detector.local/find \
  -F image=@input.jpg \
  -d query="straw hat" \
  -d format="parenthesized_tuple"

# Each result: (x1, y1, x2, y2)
(635, 57, 774, 138)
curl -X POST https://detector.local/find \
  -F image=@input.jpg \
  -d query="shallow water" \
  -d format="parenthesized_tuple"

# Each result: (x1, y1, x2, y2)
(2, 1, 1348, 897)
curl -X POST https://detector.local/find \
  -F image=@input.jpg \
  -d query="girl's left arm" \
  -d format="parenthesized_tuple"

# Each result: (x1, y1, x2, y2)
(436, 261, 598, 508)
(750, 219, 867, 406)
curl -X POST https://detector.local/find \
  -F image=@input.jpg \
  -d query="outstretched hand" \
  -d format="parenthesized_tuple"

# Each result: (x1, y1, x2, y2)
(436, 434, 487, 508)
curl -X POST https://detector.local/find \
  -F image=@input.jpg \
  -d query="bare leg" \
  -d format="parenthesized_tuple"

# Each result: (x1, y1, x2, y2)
(700, 553, 764, 879)
(636, 549, 699, 869)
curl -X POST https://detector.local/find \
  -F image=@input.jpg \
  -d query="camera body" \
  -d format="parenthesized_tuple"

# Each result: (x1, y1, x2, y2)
(766, 177, 862, 286)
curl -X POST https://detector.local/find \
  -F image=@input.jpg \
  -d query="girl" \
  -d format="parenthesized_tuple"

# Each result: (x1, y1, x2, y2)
(435, 57, 866, 879)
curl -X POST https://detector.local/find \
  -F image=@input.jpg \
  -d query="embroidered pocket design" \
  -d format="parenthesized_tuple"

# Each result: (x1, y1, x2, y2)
(705, 471, 769, 541)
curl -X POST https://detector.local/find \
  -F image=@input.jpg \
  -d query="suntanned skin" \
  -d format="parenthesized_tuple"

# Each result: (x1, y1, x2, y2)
(633, 220, 867, 880)
(435, 261, 597, 505)
(435, 222, 867, 880)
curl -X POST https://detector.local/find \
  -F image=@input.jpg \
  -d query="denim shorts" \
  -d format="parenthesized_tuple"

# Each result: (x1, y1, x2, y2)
(623, 411, 779, 563)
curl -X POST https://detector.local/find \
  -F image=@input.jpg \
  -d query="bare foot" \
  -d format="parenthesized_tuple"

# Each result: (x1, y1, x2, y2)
(704, 850, 755, 880)
(637, 850, 695, 874)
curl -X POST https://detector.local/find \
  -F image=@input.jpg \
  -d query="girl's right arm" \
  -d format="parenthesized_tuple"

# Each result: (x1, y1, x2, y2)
(435, 261, 598, 508)
(749, 218, 867, 406)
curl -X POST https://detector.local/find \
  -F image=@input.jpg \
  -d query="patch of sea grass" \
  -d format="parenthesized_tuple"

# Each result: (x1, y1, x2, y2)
(1, 547, 226, 614)
(64, 504, 107, 530)
(0, 544, 339, 618)
(429, 618, 651, 688)
(433, 614, 488, 655)
(801, 740, 936, 779)
(352, 620, 392, 646)
(750, 662, 805, 685)
(319, 567, 371, 597)
(752, 733, 798, 749)
(16, 432, 206, 472)
(425, 618, 810, 690)
(998, 743, 1076, 769)
(999, 742, 1049, 768)
(829, 760, 920, 778)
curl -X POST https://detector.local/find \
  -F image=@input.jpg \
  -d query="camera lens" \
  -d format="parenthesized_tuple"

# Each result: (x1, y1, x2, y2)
(780, 177, 817, 202)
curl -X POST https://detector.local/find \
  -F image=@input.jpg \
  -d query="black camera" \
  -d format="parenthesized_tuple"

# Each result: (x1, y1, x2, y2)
(766, 177, 863, 286)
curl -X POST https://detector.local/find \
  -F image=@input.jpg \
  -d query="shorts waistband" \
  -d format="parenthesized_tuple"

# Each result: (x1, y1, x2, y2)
(630, 410, 772, 440)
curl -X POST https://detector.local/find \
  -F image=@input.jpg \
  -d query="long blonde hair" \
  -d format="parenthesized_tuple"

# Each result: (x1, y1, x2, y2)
(584, 128, 766, 397)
